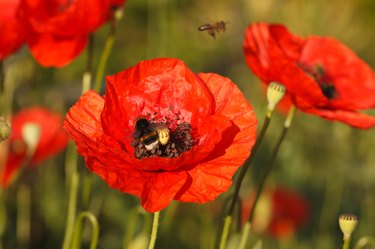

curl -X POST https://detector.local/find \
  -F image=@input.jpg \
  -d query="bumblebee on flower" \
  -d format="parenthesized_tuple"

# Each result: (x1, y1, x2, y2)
(64, 58, 258, 213)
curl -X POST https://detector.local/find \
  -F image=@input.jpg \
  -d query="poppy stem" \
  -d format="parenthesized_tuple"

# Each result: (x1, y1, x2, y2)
(123, 206, 150, 249)
(217, 109, 273, 249)
(61, 142, 79, 249)
(239, 106, 296, 249)
(71, 211, 99, 249)
(16, 183, 31, 249)
(342, 238, 350, 249)
(0, 192, 5, 249)
(82, 35, 95, 94)
(147, 211, 160, 249)
(0, 61, 4, 94)
(94, 7, 123, 93)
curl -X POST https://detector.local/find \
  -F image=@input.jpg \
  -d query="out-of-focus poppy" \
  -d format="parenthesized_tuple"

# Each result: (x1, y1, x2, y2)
(243, 187, 310, 239)
(244, 22, 375, 129)
(0, 0, 26, 60)
(0, 107, 69, 187)
(64, 58, 258, 213)
(0, 0, 126, 66)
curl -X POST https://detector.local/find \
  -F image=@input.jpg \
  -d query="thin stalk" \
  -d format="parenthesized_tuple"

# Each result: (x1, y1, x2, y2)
(16, 184, 31, 249)
(62, 170, 79, 249)
(0, 192, 5, 249)
(219, 216, 232, 249)
(239, 106, 296, 249)
(217, 111, 273, 249)
(71, 211, 99, 249)
(0, 61, 4, 94)
(147, 211, 160, 249)
(62, 33, 95, 247)
(94, 8, 123, 93)
(342, 238, 350, 249)
(238, 222, 251, 249)
(123, 206, 144, 249)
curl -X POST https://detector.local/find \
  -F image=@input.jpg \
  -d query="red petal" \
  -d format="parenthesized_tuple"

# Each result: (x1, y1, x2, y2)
(28, 33, 87, 67)
(304, 108, 375, 129)
(1, 107, 68, 187)
(176, 73, 257, 203)
(300, 37, 375, 109)
(0, 0, 25, 60)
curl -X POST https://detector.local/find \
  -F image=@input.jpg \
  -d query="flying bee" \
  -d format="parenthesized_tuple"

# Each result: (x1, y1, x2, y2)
(133, 117, 170, 151)
(198, 21, 228, 38)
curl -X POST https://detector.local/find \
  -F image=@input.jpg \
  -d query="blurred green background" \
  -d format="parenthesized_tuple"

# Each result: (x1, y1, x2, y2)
(2, 0, 375, 248)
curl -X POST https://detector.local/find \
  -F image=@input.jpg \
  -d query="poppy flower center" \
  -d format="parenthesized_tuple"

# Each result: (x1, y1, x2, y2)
(131, 112, 196, 159)
(298, 63, 338, 99)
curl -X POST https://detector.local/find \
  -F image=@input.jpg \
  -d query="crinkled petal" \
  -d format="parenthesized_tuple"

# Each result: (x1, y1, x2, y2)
(176, 73, 257, 202)
(102, 58, 215, 142)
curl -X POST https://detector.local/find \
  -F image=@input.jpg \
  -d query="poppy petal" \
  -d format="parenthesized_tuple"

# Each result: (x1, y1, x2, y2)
(28, 34, 87, 67)
(305, 108, 375, 129)
(176, 73, 257, 202)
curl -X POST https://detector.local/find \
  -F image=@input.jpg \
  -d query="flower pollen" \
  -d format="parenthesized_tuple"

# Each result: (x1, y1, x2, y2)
(132, 112, 196, 159)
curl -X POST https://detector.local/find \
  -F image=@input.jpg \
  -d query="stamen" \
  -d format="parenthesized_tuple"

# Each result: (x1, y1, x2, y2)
(132, 113, 195, 159)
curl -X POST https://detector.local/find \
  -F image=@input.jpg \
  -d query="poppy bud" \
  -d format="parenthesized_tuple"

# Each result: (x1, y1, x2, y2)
(339, 214, 358, 240)
(21, 123, 41, 157)
(267, 82, 286, 112)
(0, 116, 11, 142)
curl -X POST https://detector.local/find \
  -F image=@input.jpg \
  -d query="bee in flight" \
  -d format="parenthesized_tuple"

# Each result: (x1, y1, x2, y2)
(198, 21, 228, 38)
(133, 117, 170, 151)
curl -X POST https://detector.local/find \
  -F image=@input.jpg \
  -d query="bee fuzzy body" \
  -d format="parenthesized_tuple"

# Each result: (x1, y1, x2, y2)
(133, 117, 170, 151)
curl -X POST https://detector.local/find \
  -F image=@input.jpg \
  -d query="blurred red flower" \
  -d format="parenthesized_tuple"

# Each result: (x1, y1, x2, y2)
(0, 0, 26, 60)
(243, 187, 310, 239)
(0, 0, 126, 66)
(244, 22, 375, 129)
(64, 58, 258, 213)
(0, 107, 69, 187)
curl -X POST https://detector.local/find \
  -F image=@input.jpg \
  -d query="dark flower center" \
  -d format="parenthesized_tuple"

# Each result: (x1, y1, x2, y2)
(298, 63, 338, 100)
(131, 112, 196, 159)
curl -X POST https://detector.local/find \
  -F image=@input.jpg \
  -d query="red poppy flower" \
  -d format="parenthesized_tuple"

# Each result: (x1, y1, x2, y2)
(64, 58, 258, 213)
(0, 0, 26, 60)
(0, 107, 69, 187)
(13, 0, 126, 67)
(243, 187, 310, 239)
(244, 22, 375, 129)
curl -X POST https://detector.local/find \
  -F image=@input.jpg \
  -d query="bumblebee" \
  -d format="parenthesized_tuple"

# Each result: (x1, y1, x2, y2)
(133, 117, 170, 151)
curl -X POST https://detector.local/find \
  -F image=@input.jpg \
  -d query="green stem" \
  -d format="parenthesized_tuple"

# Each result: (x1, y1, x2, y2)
(0, 192, 5, 249)
(94, 8, 123, 93)
(71, 211, 99, 249)
(249, 106, 296, 223)
(16, 184, 31, 249)
(82, 35, 95, 94)
(238, 222, 251, 249)
(123, 206, 147, 249)
(147, 211, 160, 249)
(61, 168, 79, 249)
(219, 216, 232, 249)
(342, 237, 351, 249)
(0, 61, 4, 94)
(217, 110, 274, 249)
(238, 106, 296, 249)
